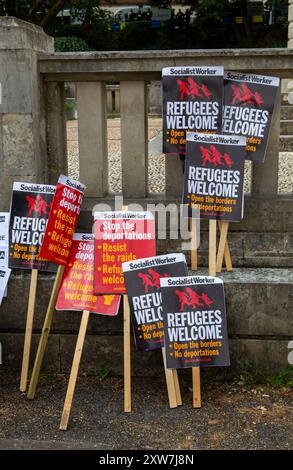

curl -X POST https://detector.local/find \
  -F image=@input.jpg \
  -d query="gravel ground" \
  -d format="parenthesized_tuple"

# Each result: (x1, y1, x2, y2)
(67, 118, 293, 195)
(0, 371, 292, 450)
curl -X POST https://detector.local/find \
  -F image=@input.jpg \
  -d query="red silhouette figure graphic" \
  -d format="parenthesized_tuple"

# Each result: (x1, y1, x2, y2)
(231, 83, 263, 107)
(200, 146, 213, 166)
(138, 272, 154, 293)
(254, 91, 263, 106)
(185, 287, 204, 308)
(201, 83, 212, 98)
(175, 290, 192, 311)
(147, 269, 170, 291)
(200, 293, 213, 307)
(231, 84, 243, 105)
(138, 270, 170, 293)
(240, 83, 255, 105)
(210, 145, 224, 167)
(26, 195, 50, 216)
(177, 79, 189, 100)
(177, 78, 212, 100)
(200, 145, 233, 168)
(175, 288, 214, 311)
(222, 152, 233, 168)
(187, 77, 203, 98)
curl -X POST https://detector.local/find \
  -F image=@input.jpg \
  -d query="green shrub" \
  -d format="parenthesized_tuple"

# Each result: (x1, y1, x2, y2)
(54, 36, 93, 52)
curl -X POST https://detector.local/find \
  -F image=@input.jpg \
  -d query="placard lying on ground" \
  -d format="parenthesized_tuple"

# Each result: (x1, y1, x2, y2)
(56, 233, 120, 315)
(162, 66, 224, 154)
(183, 132, 246, 221)
(0, 267, 11, 305)
(160, 275, 230, 369)
(223, 71, 280, 163)
(94, 211, 156, 294)
(122, 253, 188, 351)
(40, 175, 86, 266)
(8, 183, 56, 271)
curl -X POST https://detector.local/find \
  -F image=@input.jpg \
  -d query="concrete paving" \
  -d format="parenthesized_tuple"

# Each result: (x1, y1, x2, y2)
(0, 372, 292, 450)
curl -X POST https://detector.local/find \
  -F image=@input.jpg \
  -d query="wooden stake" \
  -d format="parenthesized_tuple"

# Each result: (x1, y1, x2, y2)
(192, 367, 201, 408)
(60, 310, 90, 431)
(190, 217, 198, 271)
(191, 218, 217, 408)
(209, 220, 217, 277)
(27, 264, 65, 400)
(216, 221, 233, 273)
(123, 294, 131, 412)
(162, 347, 177, 408)
(172, 369, 182, 406)
(20, 269, 38, 393)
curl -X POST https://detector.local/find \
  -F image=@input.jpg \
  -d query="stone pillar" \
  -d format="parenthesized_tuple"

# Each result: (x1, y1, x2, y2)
(77, 82, 108, 197)
(120, 81, 148, 197)
(0, 18, 54, 210)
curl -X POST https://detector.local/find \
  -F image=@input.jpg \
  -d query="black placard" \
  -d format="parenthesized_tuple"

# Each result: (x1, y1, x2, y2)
(122, 253, 188, 351)
(160, 275, 230, 369)
(183, 132, 246, 221)
(223, 71, 280, 163)
(9, 182, 57, 271)
(162, 66, 224, 154)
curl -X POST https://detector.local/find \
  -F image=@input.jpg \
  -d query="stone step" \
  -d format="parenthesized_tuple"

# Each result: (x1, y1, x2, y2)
(280, 120, 293, 135)
(281, 105, 293, 120)
(280, 135, 293, 151)
(0, 268, 292, 374)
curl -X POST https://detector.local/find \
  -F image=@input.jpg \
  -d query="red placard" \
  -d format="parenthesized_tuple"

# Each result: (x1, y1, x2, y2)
(40, 175, 86, 266)
(93, 211, 156, 294)
(56, 233, 120, 315)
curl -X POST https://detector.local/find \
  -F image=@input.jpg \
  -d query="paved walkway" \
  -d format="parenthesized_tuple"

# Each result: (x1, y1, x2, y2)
(0, 372, 292, 450)
(67, 118, 293, 194)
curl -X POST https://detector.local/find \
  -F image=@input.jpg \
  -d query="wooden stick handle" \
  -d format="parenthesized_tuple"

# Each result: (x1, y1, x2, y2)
(27, 265, 65, 400)
(172, 369, 182, 406)
(162, 347, 178, 409)
(123, 295, 131, 412)
(20, 269, 38, 393)
(192, 367, 201, 408)
(60, 310, 90, 431)
(209, 220, 217, 277)
(216, 221, 233, 272)
(190, 217, 198, 271)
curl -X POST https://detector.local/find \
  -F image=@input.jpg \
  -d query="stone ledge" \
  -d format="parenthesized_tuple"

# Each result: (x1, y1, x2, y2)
(1, 268, 292, 337)
(0, 334, 289, 375)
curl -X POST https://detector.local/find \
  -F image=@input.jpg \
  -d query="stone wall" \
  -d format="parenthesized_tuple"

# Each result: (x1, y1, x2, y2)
(0, 18, 54, 210)
(0, 18, 292, 376)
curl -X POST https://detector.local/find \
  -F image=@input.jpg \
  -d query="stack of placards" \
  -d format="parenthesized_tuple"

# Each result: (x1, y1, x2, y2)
(162, 66, 280, 273)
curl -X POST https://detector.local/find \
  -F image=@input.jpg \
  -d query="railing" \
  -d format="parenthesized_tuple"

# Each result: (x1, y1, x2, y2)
(39, 49, 293, 207)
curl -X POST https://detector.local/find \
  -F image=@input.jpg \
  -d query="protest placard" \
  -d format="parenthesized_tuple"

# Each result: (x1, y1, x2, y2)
(93, 211, 156, 295)
(122, 253, 188, 409)
(27, 175, 86, 401)
(56, 233, 120, 430)
(8, 183, 56, 271)
(40, 175, 86, 266)
(162, 66, 224, 154)
(56, 233, 120, 316)
(183, 132, 246, 222)
(8, 183, 56, 392)
(223, 71, 280, 163)
(122, 253, 188, 351)
(0, 267, 11, 305)
(160, 275, 230, 370)
(0, 212, 9, 298)
(0, 212, 9, 266)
